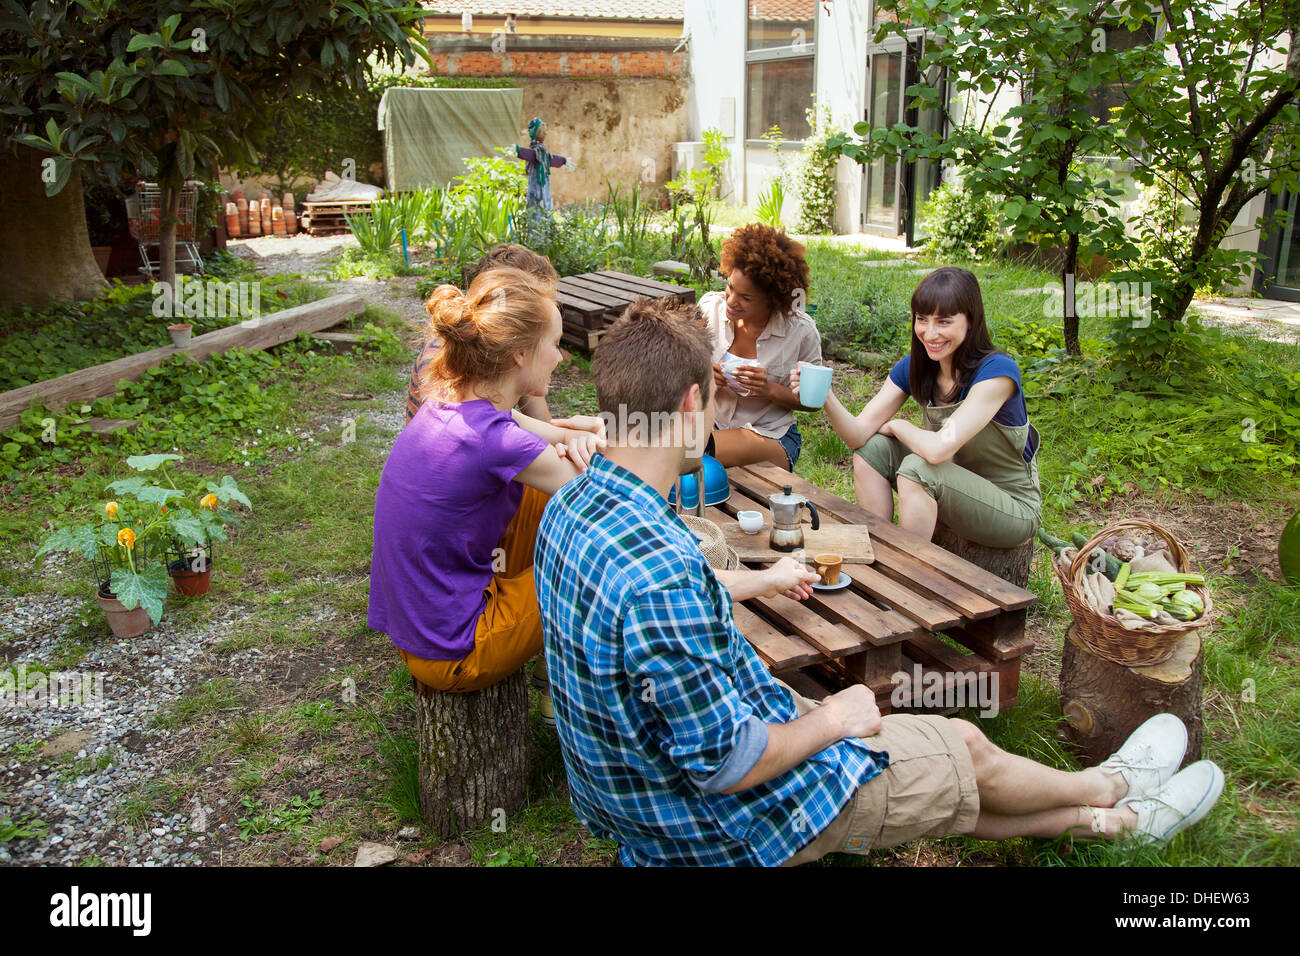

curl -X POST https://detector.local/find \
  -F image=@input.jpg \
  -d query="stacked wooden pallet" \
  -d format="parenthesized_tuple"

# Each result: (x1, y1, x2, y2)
(301, 200, 373, 237)
(556, 270, 696, 352)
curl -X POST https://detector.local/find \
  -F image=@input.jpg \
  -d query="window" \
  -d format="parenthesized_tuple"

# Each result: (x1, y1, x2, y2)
(747, 59, 815, 141)
(747, 0, 816, 51)
(745, 0, 817, 140)
(1087, 22, 1158, 125)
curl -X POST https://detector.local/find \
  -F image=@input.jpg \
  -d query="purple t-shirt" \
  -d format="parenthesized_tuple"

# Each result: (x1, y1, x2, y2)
(368, 399, 550, 661)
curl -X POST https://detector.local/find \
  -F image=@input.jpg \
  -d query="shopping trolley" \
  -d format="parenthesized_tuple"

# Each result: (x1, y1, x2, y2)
(125, 181, 205, 277)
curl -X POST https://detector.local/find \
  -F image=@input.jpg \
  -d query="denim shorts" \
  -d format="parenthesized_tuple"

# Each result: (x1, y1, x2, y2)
(706, 421, 803, 470)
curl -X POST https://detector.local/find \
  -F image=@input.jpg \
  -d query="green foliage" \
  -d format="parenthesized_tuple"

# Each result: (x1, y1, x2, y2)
(756, 179, 785, 228)
(796, 106, 842, 235)
(237, 789, 324, 840)
(345, 200, 403, 256)
(0, 815, 48, 844)
(804, 243, 910, 354)
(0, 261, 316, 392)
(918, 178, 1000, 262)
(1108, 0, 1300, 329)
(325, 247, 418, 281)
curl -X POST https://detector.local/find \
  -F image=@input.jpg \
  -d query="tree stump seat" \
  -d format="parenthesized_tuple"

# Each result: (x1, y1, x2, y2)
(410, 667, 530, 839)
(1059, 624, 1204, 767)
(932, 522, 1035, 588)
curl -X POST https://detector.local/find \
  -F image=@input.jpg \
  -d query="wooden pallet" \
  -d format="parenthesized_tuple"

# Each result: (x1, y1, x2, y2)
(301, 200, 374, 237)
(556, 271, 695, 352)
(715, 464, 1037, 715)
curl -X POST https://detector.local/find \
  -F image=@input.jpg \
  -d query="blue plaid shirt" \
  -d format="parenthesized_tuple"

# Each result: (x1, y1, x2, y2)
(534, 455, 887, 866)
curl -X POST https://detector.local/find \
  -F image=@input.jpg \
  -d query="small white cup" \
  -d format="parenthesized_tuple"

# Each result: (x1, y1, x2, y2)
(737, 510, 763, 534)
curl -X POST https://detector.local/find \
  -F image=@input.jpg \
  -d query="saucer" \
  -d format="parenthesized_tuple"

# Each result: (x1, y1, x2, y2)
(811, 572, 850, 592)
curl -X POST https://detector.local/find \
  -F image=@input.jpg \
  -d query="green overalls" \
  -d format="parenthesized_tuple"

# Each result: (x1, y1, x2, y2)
(856, 399, 1042, 548)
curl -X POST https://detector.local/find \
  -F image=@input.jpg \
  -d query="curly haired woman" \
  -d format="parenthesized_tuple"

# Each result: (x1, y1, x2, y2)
(697, 224, 822, 470)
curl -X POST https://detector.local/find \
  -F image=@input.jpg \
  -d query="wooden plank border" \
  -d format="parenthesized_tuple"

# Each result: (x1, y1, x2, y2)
(0, 293, 366, 429)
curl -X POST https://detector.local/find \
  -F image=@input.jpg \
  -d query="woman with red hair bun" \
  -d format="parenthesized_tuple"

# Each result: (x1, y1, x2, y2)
(697, 224, 822, 471)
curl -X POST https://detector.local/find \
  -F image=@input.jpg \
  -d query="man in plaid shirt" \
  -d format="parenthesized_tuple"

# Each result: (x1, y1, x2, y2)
(533, 299, 1224, 866)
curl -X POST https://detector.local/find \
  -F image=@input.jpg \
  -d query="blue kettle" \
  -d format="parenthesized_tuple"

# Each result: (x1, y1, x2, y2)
(668, 454, 731, 513)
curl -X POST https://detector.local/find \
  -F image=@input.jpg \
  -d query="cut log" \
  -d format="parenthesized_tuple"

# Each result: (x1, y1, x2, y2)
(1059, 623, 1203, 767)
(412, 669, 530, 839)
(933, 522, 1035, 589)
(0, 294, 365, 428)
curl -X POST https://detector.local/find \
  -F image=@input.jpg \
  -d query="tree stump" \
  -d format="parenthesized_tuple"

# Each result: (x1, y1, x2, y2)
(1059, 624, 1203, 767)
(411, 668, 530, 839)
(933, 523, 1035, 588)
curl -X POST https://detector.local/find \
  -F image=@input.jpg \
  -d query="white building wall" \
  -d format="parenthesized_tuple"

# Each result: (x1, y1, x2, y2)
(683, 0, 746, 202)
(815, 0, 868, 233)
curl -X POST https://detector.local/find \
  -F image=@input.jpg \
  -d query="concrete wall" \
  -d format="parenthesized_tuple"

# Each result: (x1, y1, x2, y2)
(683, 0, 746, 204)
(515, 77, 688, 205)
(816, 0, 868, 234)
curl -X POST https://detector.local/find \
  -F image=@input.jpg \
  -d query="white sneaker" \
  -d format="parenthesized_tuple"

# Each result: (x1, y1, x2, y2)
(1126, 760, 1225, 846)
(1099, 714, 1188, 807)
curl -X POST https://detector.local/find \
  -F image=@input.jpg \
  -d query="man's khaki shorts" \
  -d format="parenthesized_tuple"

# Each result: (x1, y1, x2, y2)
(780, 684, 981, 866)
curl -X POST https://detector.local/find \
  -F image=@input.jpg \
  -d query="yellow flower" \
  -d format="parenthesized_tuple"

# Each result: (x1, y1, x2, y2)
(117, 527, 136, 549)
(105, 501, 118, 519)
(200, 493, 218, 510)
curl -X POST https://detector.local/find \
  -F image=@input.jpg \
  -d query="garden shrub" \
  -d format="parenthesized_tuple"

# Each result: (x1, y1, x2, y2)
(918, 178, 1000, 262)
(796, 107, 842, 235)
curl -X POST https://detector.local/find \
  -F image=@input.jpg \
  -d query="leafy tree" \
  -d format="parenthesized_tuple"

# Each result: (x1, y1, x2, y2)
(0, 0, 427, 306)
(830, 0, 1151, 354)
(1107, 0, 1300, 371)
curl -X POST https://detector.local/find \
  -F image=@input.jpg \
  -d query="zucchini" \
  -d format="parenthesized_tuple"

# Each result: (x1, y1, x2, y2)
(1037, 528, 1073, 556)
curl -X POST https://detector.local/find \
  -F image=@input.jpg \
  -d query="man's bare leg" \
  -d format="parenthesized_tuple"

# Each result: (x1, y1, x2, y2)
(950, 719, 1137, 839)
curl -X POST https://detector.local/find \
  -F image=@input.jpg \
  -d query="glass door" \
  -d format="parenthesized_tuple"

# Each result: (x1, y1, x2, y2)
(863, 45, 905, 233)
(1259, 191, 1300, 302)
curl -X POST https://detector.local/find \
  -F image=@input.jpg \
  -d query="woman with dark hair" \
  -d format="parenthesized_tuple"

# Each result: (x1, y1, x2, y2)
(697, 224, 822, 470)
(793, 267, 1041, 547)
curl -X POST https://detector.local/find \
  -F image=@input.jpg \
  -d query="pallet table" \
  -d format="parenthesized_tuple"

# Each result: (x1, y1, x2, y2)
(715, 463, 1038, 715)
(556, 270, 695, 352)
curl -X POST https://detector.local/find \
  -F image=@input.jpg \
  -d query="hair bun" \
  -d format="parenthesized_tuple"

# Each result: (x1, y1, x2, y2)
(426, 285, 476, 343)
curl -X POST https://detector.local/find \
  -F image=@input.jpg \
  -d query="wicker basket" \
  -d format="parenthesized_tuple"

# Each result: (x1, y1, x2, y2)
(1052, 518, 1213, 667)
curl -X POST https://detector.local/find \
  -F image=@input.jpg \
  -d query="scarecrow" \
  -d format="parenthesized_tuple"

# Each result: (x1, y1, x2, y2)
(508, 117, 576, 213)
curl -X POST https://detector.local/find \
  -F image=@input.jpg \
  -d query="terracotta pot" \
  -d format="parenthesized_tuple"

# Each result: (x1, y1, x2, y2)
(168, 558, 213, 596)
(167, 324, 193, 348)
(92, 245, 112, 276)
(96, 584, 153, 639)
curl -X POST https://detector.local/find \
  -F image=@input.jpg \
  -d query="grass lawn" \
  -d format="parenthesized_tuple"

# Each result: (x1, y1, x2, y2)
(1, 242, 1295, 867)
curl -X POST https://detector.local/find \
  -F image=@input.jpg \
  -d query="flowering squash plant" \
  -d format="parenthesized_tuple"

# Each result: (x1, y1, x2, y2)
(36, 454, 251, 624)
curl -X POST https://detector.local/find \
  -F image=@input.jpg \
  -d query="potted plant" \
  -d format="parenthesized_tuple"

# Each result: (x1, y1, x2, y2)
(163, 475, 250, 597)
(35, 454, 252, 637)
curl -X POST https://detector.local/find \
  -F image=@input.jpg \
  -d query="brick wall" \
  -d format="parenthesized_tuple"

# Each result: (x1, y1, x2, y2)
(429, 48, 686, 78)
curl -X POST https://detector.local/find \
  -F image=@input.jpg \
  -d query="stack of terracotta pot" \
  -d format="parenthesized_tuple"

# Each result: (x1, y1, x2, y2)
(224, 189, 299, 238)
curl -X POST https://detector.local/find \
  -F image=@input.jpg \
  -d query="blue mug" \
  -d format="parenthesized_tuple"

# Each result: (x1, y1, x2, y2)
(797, 364, 833, 409)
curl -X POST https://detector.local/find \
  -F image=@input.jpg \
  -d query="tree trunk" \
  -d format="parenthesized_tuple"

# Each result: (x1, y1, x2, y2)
(0, 147, 109, 307)
(933, 522, 1034, 588)
(158, 182, 180, 291)
(1059, 624, 1203, 767)
(411, 668, 530, 839)
(1062, 233, 1081, 356)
